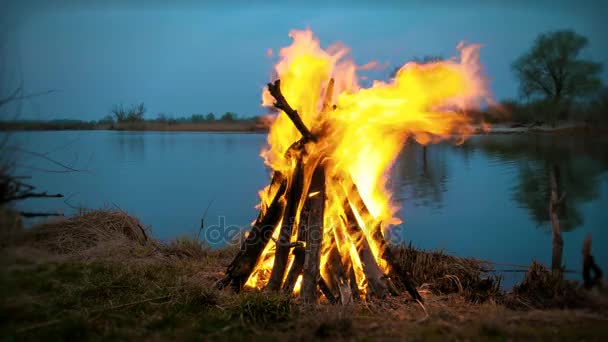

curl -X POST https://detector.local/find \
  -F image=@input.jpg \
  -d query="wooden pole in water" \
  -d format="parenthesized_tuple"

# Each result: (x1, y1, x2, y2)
(549, 163, 564, 277)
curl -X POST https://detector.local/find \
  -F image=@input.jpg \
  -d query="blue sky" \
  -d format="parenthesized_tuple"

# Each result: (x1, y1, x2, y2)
(2, 0, 607, 120)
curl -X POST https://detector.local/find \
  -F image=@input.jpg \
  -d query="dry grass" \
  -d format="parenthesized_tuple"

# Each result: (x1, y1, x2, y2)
(389, 243, 502, 302)
(504, 261, 590, 309)
(1, 209, 607, 340)
(16, 210, 150, 258)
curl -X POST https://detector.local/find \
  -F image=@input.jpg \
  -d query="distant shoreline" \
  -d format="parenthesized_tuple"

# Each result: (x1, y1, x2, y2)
(0, 120, 269, 133)
(1, 120, 604, 136)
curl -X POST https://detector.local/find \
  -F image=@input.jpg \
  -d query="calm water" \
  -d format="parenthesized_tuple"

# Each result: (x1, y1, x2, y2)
(10, 131, 608, 283)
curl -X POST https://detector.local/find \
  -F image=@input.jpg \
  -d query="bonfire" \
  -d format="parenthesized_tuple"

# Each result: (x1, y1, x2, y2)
(218, 29, 488, 304)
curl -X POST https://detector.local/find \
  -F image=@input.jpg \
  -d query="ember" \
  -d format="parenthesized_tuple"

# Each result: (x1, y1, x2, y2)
(218, 29, 487, 303)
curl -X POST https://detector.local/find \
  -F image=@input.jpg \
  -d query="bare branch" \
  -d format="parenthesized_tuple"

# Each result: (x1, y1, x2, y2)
(267, 79, 316, 141)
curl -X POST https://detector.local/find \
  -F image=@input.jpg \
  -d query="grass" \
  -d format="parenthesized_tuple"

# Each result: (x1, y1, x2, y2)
(1, 209, 607, 340)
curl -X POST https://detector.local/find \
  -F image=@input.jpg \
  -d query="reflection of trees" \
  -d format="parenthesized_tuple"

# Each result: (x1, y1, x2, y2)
(392, 139, 449, 208)
(474, 134, 607, 232)
(116, 133, 145, 161)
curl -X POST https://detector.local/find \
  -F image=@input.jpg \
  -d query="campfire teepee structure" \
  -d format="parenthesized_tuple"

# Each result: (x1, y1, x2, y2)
(217, 29, 487, 304)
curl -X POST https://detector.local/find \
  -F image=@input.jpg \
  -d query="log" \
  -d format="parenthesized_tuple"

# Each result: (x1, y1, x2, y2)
(267, 160, 305, 291)
(338, 187, 389, 299)
(348, 266, 361, 301)
(301, 165, 326, 303)
(342, 174, 422, 301)
(319, 276, 338, 304)
(282, 167, 317, 293)
(329, 198, 361, 301)
(217, 176, 287, 291)
(325, 239, 353, 304)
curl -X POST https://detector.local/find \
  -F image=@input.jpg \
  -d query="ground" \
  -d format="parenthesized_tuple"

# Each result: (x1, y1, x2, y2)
(1, 209, 607, 341)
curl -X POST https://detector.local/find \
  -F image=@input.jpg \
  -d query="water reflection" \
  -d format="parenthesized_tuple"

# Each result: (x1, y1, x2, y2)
(471, 134, 608, 232)
(392, 139, 449, 209)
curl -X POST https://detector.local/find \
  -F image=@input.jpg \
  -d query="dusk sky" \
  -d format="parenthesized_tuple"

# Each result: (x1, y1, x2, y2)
(2, 0, 607, 120)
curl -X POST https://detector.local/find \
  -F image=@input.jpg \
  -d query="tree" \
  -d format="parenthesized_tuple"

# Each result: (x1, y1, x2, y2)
(191, 114, 205, 122)
(512, 30, 602, 105)
(220, 112, 236, 121)
(205, 112, 215, 121)
(111, 103, 146, 123)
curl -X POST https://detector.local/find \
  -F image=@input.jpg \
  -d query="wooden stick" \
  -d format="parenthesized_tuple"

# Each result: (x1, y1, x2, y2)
(282, 172, 315, 294)
(267, 79, 316, 142)
(319, 276, 338, 304)
(326, 237, 353, 305)
(267, 160, 305, 291)
(337, 187, 389, 299)
(321, 78, 335, 113)
(348, 266, 361, 301)
(342, 174, 423, 302)
(217, 177, 287, 291)
(301, 165, 326, 303)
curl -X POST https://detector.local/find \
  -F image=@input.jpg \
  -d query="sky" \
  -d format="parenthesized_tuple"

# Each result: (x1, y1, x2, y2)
(1, 0, 607, 120)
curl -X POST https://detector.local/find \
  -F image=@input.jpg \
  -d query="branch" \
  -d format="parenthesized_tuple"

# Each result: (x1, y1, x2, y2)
(0, 88, 56, 108)
(6, 191, 64, 202)
(267, 80, 316, 141)
(19, 211, 64, 218)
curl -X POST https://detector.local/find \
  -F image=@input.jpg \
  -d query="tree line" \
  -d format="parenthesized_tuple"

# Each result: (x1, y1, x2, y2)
(97, 103, 244, 126)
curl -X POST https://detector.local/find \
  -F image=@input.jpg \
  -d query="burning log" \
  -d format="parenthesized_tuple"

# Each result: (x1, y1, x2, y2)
(217, 174, 287, 291)
(337, 185, 390, 299)
(266, 159, 305, 291)
(300, 164, 327, 303)
(282, 160, 323, 293)
(324, 237, 353, 304)
(342, 175, 423, 301)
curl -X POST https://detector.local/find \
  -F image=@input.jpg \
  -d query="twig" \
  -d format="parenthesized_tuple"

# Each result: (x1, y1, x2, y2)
(197, 197, 215, 242)
(8, 146, 85, 173)
(6, 191, 64, 202)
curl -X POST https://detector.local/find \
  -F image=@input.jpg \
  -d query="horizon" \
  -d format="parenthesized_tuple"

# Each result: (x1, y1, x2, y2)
(1, 0, 607, 121)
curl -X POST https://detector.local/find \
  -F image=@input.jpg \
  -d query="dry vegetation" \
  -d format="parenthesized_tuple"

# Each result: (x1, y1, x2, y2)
(1, 209, 607, 340)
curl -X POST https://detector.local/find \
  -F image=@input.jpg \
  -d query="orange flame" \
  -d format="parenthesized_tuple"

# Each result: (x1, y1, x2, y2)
(247, 29, 488, 295)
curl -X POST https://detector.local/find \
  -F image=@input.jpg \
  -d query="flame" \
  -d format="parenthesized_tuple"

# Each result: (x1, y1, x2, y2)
(246, 29, 488, 296)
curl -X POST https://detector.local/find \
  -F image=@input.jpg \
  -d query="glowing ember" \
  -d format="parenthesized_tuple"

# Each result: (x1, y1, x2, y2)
(233, 28, 488, 301)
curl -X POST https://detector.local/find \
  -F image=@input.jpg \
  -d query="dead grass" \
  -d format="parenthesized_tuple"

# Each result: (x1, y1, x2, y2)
(504, 261, 589, 309)
(17, 210, 150, 257)
(389, 243, 502, 302)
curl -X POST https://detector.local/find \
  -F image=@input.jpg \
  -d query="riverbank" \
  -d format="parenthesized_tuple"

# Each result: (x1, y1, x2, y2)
(2, 119, 607, 135)
(1, 209, 606, 340)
